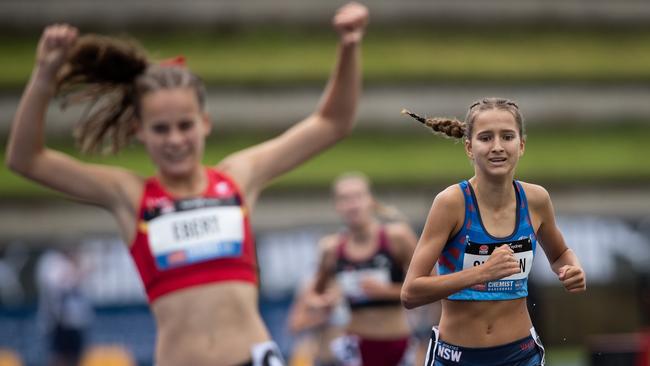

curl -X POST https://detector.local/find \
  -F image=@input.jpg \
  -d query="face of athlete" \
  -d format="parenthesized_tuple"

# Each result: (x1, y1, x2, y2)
(334, 177, 375, 228)
(136, 87, 211, 179)
(464, 109, 525, 179)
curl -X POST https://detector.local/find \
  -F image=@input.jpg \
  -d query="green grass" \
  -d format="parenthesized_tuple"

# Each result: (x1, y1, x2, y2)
(546, 346, 587, 366)
(3, 27, 650, 88)
(1, 125, 649, 198)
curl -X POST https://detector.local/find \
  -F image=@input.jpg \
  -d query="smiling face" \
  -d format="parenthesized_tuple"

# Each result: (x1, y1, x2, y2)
(136, 87, 211, 179)
(464, 108, 525, 179)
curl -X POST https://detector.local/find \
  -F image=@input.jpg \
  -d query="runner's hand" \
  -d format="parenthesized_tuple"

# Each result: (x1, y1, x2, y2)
(360, 277, 390, 299)
(36, 24, 78, 79)
(333, 2, 369, 45)
(558, 265, 586, 293)
(480, 244, 520, 282)
(305, 285, 339, 310)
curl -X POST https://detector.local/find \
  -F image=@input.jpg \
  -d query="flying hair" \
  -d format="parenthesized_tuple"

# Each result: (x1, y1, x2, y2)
(56, 34, 205, 154)
(401, 97, 525, 140)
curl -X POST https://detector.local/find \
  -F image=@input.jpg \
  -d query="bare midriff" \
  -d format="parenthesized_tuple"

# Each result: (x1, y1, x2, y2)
(151, 281, 270, 366)
(348, 305, 411, 340)
(438, 297, 532, 347)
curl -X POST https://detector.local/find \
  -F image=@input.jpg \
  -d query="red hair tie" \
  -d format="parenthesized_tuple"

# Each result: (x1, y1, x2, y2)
(159, 55, 186, 67)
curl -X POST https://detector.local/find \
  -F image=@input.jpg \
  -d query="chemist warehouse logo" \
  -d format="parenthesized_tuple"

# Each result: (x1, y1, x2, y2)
(437, 345, 462, 362)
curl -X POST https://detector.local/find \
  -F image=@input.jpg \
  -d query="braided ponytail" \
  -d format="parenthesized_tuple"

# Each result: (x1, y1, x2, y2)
(402, 97, 524, 140)
(401, 109, 465, 139)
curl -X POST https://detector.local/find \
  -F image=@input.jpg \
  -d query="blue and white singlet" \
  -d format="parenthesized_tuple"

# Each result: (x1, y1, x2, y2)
(438, 180, 537, 301)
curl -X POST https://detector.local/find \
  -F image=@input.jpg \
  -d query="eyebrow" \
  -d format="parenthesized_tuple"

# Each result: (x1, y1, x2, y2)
(475, 128, 517, 135)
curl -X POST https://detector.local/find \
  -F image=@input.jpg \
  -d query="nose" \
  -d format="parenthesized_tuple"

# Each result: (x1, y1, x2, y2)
(166, 126, 184, 145)
(492, 137, 505, 153)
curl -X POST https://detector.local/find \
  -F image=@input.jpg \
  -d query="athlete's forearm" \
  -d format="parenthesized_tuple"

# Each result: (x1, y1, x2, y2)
(550, 248, 581, 275)
(313, 271, 332, 294)
(401, 266, 485, 309)
(6, 67, 56, 175)
(313, 40, 361, 137)
(367, 283, 402, 301)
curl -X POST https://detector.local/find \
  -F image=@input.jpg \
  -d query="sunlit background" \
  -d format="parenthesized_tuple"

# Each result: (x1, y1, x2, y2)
(0, 1, 649, 365)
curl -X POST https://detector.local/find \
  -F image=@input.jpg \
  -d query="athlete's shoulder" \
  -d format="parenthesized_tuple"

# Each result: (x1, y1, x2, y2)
(384, 221, 417, 245)
(385, 221, 413, 236)
(517, 181, 552, 208)
(432, 183, 465, 212)
(317, 234, 341, 255)
(115, 168, 146, 203)
(384, 221, 417, 259)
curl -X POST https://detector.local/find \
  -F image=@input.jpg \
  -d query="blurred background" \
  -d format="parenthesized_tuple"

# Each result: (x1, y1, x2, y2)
(0, 0, 649, 365)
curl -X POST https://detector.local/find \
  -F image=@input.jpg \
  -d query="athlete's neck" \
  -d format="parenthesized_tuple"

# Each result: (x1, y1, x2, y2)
(347, 219, 379, 245)
(469, 175, 515, 211)
(157, 166, 207, 198)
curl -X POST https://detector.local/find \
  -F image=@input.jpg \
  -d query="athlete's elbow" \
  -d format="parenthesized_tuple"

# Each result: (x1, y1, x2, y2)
(6, 145, 47, 178)
(5, 153, 26, 175)
(6, 153, 35, 178)
(400, 284, 420, 309)
(332, 117, 355, 140)
(401, 297, 417, 310)
(316, 112, 356, 140)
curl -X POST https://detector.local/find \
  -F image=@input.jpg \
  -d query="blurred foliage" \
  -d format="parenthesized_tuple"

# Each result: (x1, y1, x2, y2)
(2, 27, 650, 88)
(1, 124, 649, 198)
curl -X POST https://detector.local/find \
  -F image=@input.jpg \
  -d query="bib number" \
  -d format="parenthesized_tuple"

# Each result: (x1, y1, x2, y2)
(463, 238, 534, 291)
(337, 268, 390, 300)
(148, 206, 244, 270)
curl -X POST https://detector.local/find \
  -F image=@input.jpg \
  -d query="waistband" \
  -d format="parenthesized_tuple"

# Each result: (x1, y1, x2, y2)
(426, 327, 545, 366)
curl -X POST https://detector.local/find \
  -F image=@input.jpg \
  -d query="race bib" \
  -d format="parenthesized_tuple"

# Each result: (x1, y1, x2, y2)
(148, 206, 244, 270)
(337, 268, 391, 300)
(463, 237, 534, 291)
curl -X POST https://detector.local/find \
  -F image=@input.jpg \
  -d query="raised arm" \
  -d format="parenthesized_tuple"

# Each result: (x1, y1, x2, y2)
(218, 3, 369, 204)
(5, 25, 141, 221)
(400, 187, 521, 309)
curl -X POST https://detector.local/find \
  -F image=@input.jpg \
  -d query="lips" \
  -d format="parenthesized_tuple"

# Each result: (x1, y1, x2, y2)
(163, 150, 190, 162)
(488, 157, 507, 163)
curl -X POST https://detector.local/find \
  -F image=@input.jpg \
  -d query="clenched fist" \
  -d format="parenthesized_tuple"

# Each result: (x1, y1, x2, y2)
(36, 24, 78, 79)
(480, 244, 521, 282)
(558, 265, 586, 293)
(332, 2, 369, 46)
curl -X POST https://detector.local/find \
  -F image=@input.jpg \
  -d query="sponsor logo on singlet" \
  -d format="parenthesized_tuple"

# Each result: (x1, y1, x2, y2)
(479, 245, 489, 255)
